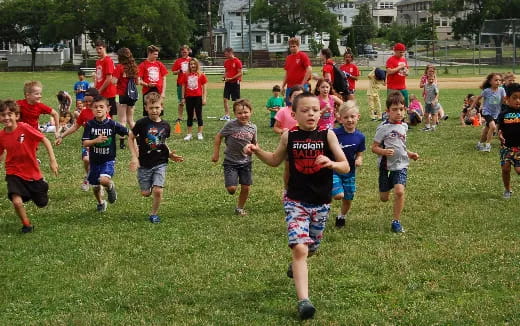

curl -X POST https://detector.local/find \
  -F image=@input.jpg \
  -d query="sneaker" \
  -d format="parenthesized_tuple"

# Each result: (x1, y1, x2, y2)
(119, 141, 126, 149)
(197, 133, 204, 140)
(97, 200, 107, 212)
(298, 299, 316, 320)
(21, 225, 34, 233)
(183, 134, 192, 141)
(391, 220, 405, 233)
(149, 214, 161, 223)
(503, 190, 513, 199)
(442, 115, 449, 120)
(107, 183, 117, 204)
(476, 143, 483, 150)
(80, 178, 90, 191)
(219, 115, 230, 121)
(480, 144, 491, 152)
(175, 118, 183, 123)
(335, 215, 346, 228)
(421, 127, 431, 131)
(235, 208, 247, 216)
(286, 262, 293, 278)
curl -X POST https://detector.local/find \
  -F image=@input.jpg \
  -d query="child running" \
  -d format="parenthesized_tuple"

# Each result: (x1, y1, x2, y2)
(497, 83, 520, 199)
(211, 99, 257, 216)
(180, 58, 207, 141)
(371, 91, 419, 233)
(244, 93, 348, 320)
(265, 85, 284, 128)
(314, 78, 343, 130)
(129, 92, 184, 223)
(0, 99, 59, 233)
(273, 85, 303, 135)
(331, 101, 365, 228)
(82, 96, 129, 212)
(472, 73, 505, 152)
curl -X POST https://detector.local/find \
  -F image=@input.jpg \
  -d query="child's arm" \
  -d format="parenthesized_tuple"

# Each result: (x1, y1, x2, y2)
(273, 120, 286, 135)
(407, 150, 419, 161)
(50, 109, 60, 139)
(332, 95, 343, 106)
(82, 134, 107, 147)
(161, 76, 167, 98)
(244, 132, 288, 167)
(371, 141, 394, 157)
(317, 130, 349, 174)
(55, 122, 80, 145)
(40, 136, 59, 176)
(180, 85, 186, 106)
(470, 95, 482, 109)
(163, 143, 184, 162)
(128, 132, 139, 172)
(355, 152, 363, 167)
(202, 83, 207, 105)
(211, 133, 223, 162)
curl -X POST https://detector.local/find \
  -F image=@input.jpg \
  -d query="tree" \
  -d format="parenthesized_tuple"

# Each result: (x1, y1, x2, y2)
(251, 0, 339, 38)
(0, 0, 59, 71)
(187, 0, 220, 55)
(351, 3, 377, 47)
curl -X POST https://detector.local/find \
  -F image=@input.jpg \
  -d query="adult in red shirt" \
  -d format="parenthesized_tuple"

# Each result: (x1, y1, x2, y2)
(319, 48, 335, 84)
(16, 80, 60, 139)
(386, 42, 410, 107)
(172, 45, 191, 122)
(138, 45, 169, 116)
(340, 50, 360, 100)
(94, 40, 118, 116)
(220, 47, 243, 121)
(281, 37, 312, 104)
(180, 58, 208, 141)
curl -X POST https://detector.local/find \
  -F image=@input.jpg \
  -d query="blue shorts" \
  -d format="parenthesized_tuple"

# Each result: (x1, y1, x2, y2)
(283, 197, 330, 253)
(137, 163, 167, 191)
(81, 146, 89, 159)
(378, 168, 407, 192)
(331, 173, 356, 200)
(88, 160, 115, 186)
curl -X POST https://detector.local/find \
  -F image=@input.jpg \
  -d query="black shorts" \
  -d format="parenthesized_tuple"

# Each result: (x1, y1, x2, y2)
(119, 94, 137, 107)
(107, 97, 118, 116)
(223, 82, 240, 101)
(6, 175, 49, 207)
(482, 114, 497, 127)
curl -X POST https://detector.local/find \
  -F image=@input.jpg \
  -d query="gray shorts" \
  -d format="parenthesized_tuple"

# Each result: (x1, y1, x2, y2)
(223, 162, 252, 187)
(137, 163, 167, 191)
(425, 103, 440, 114)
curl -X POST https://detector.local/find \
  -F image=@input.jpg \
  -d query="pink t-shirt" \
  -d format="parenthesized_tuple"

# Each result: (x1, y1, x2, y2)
(274, 106, 297, 130)
(317, 95, 336, 130)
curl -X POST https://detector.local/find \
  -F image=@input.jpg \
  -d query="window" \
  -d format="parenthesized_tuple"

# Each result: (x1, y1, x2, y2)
(440, 18, 449, 27)
(277, 34, 282, 43)
(256, 35, 262, 43)
(283, 36, 289, 44)
(236, 33, 242, 37)
(349, 2, 354, 8)
(379, 2, 393, 9)
(301, 35, 306, 45)
(269, 34, 275, 44)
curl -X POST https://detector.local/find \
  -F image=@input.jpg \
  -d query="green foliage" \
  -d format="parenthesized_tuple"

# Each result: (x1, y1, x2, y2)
(252, 0, 340, 37)
(351, 3, 377, 46)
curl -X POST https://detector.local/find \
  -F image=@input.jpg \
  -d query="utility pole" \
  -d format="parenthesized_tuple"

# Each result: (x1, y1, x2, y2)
(248, 0, 252, 67)
(208, 0, 213, 57)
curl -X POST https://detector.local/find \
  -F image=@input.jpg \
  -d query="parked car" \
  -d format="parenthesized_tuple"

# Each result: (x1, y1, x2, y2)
(357, 44, 378, 59)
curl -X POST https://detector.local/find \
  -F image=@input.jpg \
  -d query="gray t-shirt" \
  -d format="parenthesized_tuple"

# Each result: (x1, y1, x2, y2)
(373, 121, 409, 171)
(424, 83, 438, 104)
(481, 87, 506, 118)
(219, 119, 257, 165)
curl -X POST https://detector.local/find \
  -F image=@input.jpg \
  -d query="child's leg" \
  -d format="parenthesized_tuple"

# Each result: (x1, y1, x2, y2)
(237, 184, 250, 209)
(341, 199, 352, 215)
(150, 186, 163, 215)
(224, 164, 238, 195)
(486, 120, 496, 143)
(186, 98, 195, 134)
(432, 109, 439, 126)
(195, 100, 204, 134)
(118, 103, 128, 126)
(126, 105, 135, 129)
(291, 243, 309, 300)
(93, 186, 103, 203)
(480, 125, 489, 143)
(374, 94, 381, 118)
(223, 97, 230, 117)
(99, 176, 112, 189)
(392, 184, 405, 220)
(502, 161, 512, 191)
(11, 194, 31, 226)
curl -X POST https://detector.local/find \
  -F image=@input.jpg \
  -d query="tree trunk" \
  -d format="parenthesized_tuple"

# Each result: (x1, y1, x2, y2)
(494, 35, 503, 65)
(329, 34, 340, 56)
(30, 47, 37, 72)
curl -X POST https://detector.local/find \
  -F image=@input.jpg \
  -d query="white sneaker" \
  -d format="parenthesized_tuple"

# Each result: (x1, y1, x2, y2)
(183, 134, 192, 141)
(219, 115, 230, 121)
(80, 178, 90, 191)
(503, 190, 513, 199)
(197, 133, 204, 140)
(481, 144, 491, 152)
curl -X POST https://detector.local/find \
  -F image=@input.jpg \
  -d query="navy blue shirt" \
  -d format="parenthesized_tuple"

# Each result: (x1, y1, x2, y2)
(333, 127, 365, 175)
(82, 118, 129, 164)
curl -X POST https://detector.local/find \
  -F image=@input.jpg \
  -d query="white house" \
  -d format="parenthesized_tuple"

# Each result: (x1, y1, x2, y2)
(395, 0, 457, 40)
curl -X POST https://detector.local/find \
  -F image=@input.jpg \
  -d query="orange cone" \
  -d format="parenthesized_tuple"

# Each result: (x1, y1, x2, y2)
(174, 121, 182, 134)
(472, 116, 480, 126)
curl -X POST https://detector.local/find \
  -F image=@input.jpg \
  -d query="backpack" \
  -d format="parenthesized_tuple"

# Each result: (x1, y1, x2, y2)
(329, 63, 349, 94)
(126, 78, 139, 101)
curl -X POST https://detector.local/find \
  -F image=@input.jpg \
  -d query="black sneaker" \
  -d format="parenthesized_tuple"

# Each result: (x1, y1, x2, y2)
(442, 115, 449, 120)
(286, 262, 293, 278)
(21, 225, 34, 233)
(119, 139, 126, 149)
(335, 216, 346, 228)
(107, 183, 117, 204)
(298, 299, 316, 320)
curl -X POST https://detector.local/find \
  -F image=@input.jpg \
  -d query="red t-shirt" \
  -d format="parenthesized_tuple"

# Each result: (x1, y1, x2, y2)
(113, 64, 129, 96)
(172, 57, 191, 85)
(16, 99, 52, 131)
(322, 59, 335, 83)
(386, 55, 408, 90)
(180, 72, 208, 97)
(95, 56, 117, 98)
(224, 57, 243, 83)
(138, 60, 169, 94)
(0, 122, 44, 180)
(76, 107, 111, 127)
(340, 63, 360, 90)
(284, 51, 311, 88)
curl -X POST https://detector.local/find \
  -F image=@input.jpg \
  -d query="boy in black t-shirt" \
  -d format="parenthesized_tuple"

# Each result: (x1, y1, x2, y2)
(497, 83, 520, 199)
(244, 93, 348, 320)
(128, 92, 183, 223)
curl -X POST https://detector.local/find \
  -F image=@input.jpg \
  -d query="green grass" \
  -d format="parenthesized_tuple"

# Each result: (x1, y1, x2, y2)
(0, 71, 519, 325)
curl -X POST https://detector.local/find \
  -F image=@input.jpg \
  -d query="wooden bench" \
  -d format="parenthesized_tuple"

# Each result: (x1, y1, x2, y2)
(200, 65, 248, 75)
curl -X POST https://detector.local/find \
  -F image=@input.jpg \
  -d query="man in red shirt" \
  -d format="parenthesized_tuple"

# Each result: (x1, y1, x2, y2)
(94, 40, 118, 116)
(220, 48, 243, 121)
(172, 45, 191, 122)
(16, 80, 60, 139)
(386, 42, 409, 107)
(0, 99, 59, 233)
(138, 45, 169, 116)
(340, 50, 360, 100)
(281, 37, 312, 104)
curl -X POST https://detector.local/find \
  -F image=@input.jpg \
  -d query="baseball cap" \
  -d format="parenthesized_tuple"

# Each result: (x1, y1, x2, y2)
(393, 43, 406, 51)
(85, 88, 99, 97)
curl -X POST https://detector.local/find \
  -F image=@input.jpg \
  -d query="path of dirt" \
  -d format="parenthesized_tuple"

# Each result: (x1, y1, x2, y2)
(207, 76, 484, 90)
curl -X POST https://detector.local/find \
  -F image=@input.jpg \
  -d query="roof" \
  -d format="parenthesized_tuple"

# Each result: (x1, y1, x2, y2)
(221, 0, 250, 12)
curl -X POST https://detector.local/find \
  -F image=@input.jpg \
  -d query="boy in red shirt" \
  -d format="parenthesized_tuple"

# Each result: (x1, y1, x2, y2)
(172, 45, 191, 122)
(220, 47, 243, 121)
(281, 37, 312, 104)
(16, 80, 60, 139)
(0, 99, 59, 233)
(138, 45, 169, 116)
(340, 51, 360, 100)
(386, 42, 409, 107)
(94, 40, 117, 116)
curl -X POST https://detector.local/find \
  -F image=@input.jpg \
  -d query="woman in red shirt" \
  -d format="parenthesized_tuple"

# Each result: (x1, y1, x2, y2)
(180, 58, 208, 141)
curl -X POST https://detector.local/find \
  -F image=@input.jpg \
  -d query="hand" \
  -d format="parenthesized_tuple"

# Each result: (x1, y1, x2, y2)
(202, 98, 206, 105)
(315, 155, 333, 169)
(96, 134, 108, 144)
(355, 157, 363, 167)
(169, 151, 184, 162)
(50, 159, 59, 176)
(129, 158, 139, 172)
(408, 152, 419, 161)
(211, 152, 219, 162)
(243, 144, 258, 156)
(384, 148, 395, 157)
(344, 72, 351, 78)
(55, 137, 63, 146)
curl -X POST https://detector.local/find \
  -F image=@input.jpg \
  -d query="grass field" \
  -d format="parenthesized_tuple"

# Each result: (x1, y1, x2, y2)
(0, 71, 519, 325)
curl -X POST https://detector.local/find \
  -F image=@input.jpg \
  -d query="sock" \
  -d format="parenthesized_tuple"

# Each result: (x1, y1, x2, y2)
(337, 214, 345, 219)
(426, 124, 431, 128)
